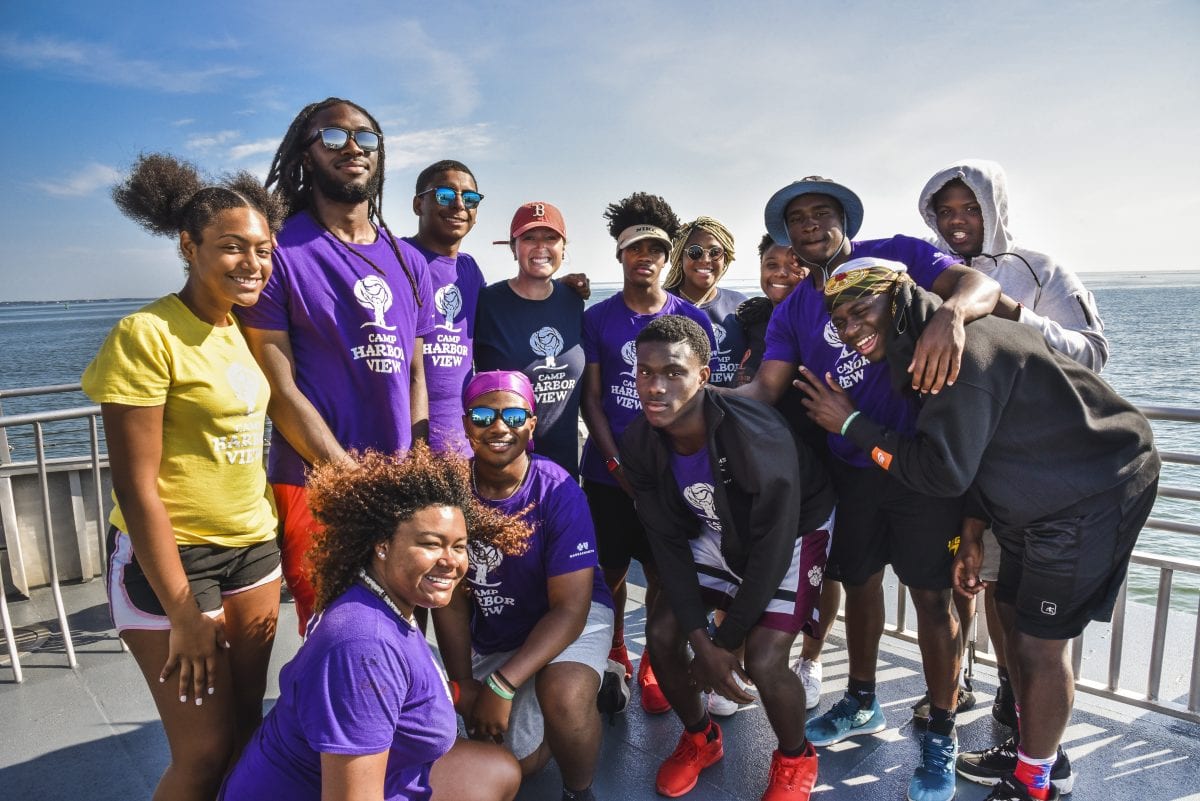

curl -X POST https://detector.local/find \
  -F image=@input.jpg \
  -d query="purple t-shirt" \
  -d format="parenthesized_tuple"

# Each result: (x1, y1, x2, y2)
(404, 240, 485, 457)
(221, 584, 456, 801)
(762, 236, 959, 467)
(236, 213, 435, 486)
(580, 293, 718, 484)
(468, 456, 612, 654)
(670, 448, 723, 538)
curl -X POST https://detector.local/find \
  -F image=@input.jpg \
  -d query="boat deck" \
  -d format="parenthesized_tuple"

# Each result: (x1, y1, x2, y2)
(2, 577, 1197, 801)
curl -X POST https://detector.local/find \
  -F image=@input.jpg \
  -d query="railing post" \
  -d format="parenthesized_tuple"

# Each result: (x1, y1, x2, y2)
(1147, 569, 1173, 702)
(34, 422, 77, 669)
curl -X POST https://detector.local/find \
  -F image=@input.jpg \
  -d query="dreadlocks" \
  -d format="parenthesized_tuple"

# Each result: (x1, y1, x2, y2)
(265, 97, 420, 305)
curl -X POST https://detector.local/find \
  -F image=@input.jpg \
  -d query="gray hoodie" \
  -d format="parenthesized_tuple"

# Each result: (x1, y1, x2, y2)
(919, 159, 1108, 370)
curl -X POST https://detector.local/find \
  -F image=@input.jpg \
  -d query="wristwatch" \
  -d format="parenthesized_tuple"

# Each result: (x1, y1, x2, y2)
(605, 456, 621, 473)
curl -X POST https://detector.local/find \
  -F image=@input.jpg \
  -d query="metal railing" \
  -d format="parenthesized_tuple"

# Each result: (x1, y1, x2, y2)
(0, 385, 108, 682)
(887, 405, 1200, 723)
(3, 387, 1198, 725)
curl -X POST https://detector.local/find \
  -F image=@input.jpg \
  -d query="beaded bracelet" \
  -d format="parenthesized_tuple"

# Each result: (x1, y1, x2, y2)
(485, 673, 515, 701)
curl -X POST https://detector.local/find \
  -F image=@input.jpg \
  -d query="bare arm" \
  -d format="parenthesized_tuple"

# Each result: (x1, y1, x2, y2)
(580, 362, 632, 494)
(103, 403, 226, 703)
(242, 326, 351, 467)
(430, 586, 482, 718)
(911, 265, 1002, 394)
(731, 358, 797, 405)
(320, 751, 388, 801)
(468, 569, 593, 740)
(410, 336, 430, 443)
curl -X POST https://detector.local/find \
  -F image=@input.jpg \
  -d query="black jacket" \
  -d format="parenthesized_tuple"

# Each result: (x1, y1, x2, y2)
(620, 390, 835, 649)
(844, 284, 1159, 526)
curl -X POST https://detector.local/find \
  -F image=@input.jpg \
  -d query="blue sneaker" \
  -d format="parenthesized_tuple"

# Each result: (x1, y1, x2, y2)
(907, 729, 958, 801)
(805, 693, 887, 746)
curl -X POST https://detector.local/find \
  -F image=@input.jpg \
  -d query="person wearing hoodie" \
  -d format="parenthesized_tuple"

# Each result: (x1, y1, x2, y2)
(918, 159, 1106, 371)
(798, 258, 1158, 801)
(738, 177, 1003, 801)
(917, 161, 1109, 758)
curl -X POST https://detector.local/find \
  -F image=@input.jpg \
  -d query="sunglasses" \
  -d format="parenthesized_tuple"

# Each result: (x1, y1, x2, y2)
(467, 406, 530, 429)
(306, 127, 382, 152)
(418, 186, 484, 210)
(686, 245, 725, 262)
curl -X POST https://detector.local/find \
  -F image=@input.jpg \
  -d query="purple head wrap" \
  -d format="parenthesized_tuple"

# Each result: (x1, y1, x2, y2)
(463, 371, 537, 454)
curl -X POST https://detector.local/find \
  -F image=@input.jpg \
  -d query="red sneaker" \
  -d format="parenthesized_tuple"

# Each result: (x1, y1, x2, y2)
(656, 723, 724, 797)
(639, 653, 671, 714)
(609, 643, 633, 681)
(761, 744, 818, 801)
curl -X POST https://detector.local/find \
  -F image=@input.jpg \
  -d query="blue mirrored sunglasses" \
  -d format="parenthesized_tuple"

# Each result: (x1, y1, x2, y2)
(306, 127, 382, 152)
(467, 406, 530, 429)
(419, 186, 484, 209)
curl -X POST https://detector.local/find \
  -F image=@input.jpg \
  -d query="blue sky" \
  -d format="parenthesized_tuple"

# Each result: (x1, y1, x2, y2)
(1, 0, 1197, 301)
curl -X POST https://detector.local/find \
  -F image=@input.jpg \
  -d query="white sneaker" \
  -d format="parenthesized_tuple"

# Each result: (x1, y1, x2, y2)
(706, 672, 758, 717)
(707, 691, 740, 716)
(792, 657, 822, 710)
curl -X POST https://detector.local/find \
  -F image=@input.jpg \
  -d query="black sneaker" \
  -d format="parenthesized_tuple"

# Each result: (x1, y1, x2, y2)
(983, 775, 1061, 800)
(992, 685, 1017, 728)
(596, 658, 631, 724)
(957, 738, 1075, 794)
(911, 685, 978, 724)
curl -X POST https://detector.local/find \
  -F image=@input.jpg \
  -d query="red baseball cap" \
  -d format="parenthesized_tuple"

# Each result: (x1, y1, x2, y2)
(505, 201, 567, 241)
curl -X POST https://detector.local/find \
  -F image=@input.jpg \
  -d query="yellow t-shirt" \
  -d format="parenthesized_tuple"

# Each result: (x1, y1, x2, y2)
(82, 294, 276, 548)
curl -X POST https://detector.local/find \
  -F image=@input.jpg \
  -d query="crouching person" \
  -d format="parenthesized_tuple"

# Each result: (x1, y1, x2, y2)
(433, 371, 615, 801)
(620, 316, 836, 800)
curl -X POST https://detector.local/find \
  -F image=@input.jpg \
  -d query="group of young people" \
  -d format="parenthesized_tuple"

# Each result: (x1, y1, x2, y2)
(82, 94, 1157, 801)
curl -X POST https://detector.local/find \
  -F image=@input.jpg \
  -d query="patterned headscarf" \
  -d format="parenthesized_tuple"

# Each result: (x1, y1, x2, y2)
(664, 216, 737, 301)
(823, 257, 913, 313)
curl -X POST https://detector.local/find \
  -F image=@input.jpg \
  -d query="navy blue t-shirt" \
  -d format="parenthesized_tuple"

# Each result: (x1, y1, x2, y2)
(475, 281, 585, 477)
(670, 287, 748, 386)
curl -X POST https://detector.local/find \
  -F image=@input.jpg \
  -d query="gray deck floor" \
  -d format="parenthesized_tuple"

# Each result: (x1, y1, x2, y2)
(2, 578, 1197, 801)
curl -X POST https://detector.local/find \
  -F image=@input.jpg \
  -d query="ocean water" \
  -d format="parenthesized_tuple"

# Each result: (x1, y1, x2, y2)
(1, 273, 1197, 609)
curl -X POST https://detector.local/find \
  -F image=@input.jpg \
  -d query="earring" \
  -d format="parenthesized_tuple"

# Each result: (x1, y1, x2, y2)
(377, 550, 386, 560)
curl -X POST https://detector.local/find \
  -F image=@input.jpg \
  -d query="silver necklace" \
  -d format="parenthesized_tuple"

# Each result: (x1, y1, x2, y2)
(471, 456, 531, 501)
(357, 568, 414, 626)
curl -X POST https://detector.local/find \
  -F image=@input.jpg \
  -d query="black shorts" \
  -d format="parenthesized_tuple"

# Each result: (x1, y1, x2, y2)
(993, 476, 1158, 640)
(583, 479, 654, 570)
(826, 460, 964, 589)
(105, 527, 281, 632)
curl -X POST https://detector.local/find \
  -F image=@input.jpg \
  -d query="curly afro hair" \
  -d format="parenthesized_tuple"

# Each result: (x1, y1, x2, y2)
(305, 444, 530, 614)
(636, 313, 712, 367)
(603, 191, 681, 241)
(112, 153, 286, 252)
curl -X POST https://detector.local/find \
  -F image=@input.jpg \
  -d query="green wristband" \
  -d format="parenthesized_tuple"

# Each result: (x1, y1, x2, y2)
(485, 673, 515, 701)
(840, 411, 860, 436)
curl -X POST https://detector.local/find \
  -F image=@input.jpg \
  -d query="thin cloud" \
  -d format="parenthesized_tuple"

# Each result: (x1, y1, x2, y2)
(171, 118, 195, 127)
(384, 124, 495, 171)
(229, 139, 278, 161)
(0, 34, 256, 93)
(186, 130, 239, 151)
(36, 163, 120, 197)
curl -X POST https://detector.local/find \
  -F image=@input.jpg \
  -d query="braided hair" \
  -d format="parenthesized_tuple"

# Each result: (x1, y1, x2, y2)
(264, 98, 420, 304)
(664, 216, 737, 296)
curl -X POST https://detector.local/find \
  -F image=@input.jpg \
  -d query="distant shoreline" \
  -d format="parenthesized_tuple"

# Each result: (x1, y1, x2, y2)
(2, 269, 1199, 305)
